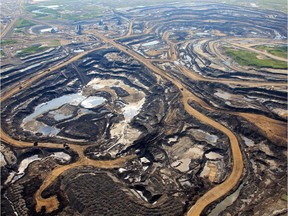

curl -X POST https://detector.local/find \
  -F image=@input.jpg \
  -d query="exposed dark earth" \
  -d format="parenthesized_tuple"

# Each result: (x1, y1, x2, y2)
(1, 2, 287, 216)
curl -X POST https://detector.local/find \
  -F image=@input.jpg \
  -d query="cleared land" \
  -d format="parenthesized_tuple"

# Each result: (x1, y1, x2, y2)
(224, 47, 287, 69)
(0, 39, 18, 45)
(255, 45, 287, 59)
(14, 18, 35, 28)
(1, 2, 287, 216)
(15, 44, 49, 57)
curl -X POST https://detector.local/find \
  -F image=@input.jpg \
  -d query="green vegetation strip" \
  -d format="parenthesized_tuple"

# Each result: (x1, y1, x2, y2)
(25, 1, 103, 21)
(16, 45, 49, 57)
(224, 47, 287, 69)
(15, 18, 35, 28)
(0, 50, 5, 57)
(48, 40, 60, 47)
(255, 45, 287, 59)
(1, 39, 17, 46)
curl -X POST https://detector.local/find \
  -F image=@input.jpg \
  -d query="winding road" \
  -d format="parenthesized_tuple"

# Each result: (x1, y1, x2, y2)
(92, 31, 244, 216)
(1, 28, 285, 215)
(0, 45, 136, 213)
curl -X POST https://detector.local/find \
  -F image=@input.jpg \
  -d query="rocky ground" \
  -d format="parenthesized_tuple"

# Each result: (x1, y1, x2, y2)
(1, 2, 287, 216)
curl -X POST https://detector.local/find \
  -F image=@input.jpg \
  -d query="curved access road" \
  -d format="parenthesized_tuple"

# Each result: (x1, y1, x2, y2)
(227, 41, 288, 63)
(177, 63, 287, 87)
(0, 45, 136, 213)
(35, 152, 135, 213)
(93, 31, 244, 216)
(1, 46, 107, 102)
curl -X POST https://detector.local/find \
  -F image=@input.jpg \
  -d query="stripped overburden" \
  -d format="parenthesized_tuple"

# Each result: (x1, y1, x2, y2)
(1, 1, 287, 216)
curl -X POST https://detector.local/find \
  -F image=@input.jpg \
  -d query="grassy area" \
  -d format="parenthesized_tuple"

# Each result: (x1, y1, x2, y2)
(255, 45, 287, 59)
(224, 47, 287, 69)
(25, 1, 103, 21)
(25, 4, 60, 19)
(16, 45, 49, 57)
(14, 18, 35, 28)
(0, 50, 5, 57)
(48, 40, 61, 47)
(24, 0, 178, 21)
(62, 11, 103, 21)
(14, 29, 25, 33)
(281, 194, 288, 201)
(1, 39, 18, 46)
(25, 4, 42, 12)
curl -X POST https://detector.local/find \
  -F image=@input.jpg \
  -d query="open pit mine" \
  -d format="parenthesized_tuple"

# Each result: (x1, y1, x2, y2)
(0, 1, 287, 216)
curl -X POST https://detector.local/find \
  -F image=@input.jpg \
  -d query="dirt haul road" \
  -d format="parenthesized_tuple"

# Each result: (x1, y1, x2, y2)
(1, 29, 283, 215)
(93, 31, 244, 216)
(0, 45, 136, 213)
